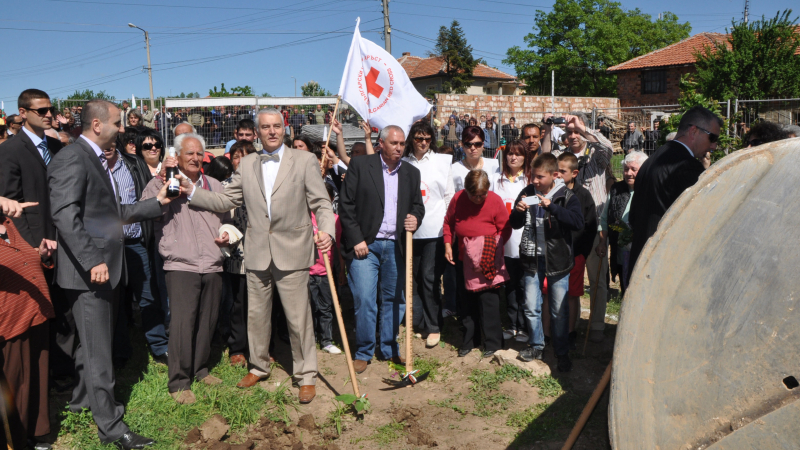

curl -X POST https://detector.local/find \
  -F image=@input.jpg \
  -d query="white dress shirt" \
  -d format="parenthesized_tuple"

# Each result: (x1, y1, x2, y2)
(80, 135, 117, 196)
(261, 144, 285, 219)
(673, 139, 695, 158)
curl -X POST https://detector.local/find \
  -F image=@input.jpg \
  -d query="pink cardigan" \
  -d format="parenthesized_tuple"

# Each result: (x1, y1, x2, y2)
(461, 234, 509, 292)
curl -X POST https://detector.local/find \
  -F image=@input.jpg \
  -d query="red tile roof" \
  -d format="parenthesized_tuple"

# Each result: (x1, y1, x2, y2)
(398, 54, 517, 81)
(607, 33, 729, 72)
(608, 28, 800, 73)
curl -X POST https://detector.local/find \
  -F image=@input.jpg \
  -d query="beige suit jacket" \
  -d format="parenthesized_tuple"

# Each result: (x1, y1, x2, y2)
(190, 147, 335, 272)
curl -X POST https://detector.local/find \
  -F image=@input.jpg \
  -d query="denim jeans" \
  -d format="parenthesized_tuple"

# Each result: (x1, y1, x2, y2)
(523, 257, 570, 356)
(309, 275, 334, 347)
(126, 241, 169, 356)
(152, 249, 171, 334)
(347, 239, 405, 361)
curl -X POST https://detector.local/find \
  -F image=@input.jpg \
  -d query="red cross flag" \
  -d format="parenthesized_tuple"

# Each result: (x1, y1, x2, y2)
(338, 18, 431, 136)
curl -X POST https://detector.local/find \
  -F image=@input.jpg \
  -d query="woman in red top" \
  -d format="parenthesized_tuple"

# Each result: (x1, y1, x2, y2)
(0, 197, 56, 450)
(443, 170, 511, 358)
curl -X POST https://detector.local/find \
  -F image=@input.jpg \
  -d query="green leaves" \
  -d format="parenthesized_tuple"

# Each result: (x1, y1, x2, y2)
(504, 0, 691, 96)
(301, 80, 332, 97)
(334, 393, 371, 415)
(208, 83, 255, 97)
(434, 20, 479, 94)
(334, 394, 358, 404)
(693, 9, 800, 101)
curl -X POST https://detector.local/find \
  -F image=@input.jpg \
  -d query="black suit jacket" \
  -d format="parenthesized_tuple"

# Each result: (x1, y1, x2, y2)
(339, 153, 425, 259)
(48, 137, 162, 291)
(628, 140, 705, 271)
(0, 129, 63, 248)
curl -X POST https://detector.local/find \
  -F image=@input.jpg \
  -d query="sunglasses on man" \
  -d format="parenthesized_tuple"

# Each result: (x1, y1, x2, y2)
(24, 106, 57, 117)
(692, 124, 719, 143)
(141, 143, 163, 151)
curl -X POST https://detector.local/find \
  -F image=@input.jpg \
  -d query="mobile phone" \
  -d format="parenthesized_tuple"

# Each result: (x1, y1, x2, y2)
(523, 196, 541, 206)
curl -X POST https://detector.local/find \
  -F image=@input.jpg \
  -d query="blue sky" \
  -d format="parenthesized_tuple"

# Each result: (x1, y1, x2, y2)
(1, 0, 795, 110)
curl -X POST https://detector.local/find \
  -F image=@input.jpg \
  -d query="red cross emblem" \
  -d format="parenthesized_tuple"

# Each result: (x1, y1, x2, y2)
(365, 67, 384, 98)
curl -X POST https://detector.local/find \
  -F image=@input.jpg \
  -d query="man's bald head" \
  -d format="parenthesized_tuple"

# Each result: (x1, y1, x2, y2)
(174, 122, 195, 136)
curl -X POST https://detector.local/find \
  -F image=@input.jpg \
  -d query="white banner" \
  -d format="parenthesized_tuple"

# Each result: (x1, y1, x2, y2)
(338, 17, 431, 137)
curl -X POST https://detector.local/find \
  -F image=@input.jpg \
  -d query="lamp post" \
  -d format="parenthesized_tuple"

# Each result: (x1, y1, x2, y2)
(291, 76, 297, 97)
(129, 23, 155, 112)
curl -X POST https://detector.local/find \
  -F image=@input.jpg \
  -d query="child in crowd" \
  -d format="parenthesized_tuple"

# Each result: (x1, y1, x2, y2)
(552, 153, 597, 348)
(509, 154, 583, 372)
(309, 183, 344, 354)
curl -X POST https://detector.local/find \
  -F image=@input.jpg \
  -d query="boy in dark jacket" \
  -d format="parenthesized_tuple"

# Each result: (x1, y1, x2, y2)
(510, 154, 583, 372)
(556, 153, 597, 348)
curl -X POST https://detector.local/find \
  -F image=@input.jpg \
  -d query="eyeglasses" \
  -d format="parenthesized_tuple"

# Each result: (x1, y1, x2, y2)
(10, 121, 23, 126)
(414, 136, 432, 143)
(463, 141, 483, 148)
(692, 124, 719, 143)
(24, 106, 57, 117)
(141, 143, 163, 150)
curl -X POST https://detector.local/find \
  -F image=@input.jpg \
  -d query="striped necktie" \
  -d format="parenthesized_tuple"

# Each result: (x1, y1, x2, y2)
(38, 140, 51, 165)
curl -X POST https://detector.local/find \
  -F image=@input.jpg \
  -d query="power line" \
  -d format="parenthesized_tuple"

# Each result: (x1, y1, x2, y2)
(42, 0, 374, 11)
(392, 0, 539, 17)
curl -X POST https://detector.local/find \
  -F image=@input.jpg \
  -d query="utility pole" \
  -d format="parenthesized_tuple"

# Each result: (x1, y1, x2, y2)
(129, 23, 155, 111)
(382, 0, 392, 53)
(551, 69, 555, 115)
(291, 76, 297, 97)
(743, 0, 749, 24)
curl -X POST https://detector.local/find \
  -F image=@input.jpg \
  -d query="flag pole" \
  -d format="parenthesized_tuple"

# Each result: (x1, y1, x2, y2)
(320, 96, 341, 176)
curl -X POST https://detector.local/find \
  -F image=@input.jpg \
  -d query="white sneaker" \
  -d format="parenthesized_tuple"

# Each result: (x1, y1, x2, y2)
(502, 329, 517, 340)
(414, 333, 423, 339)
(515, 331, 529, 342)
(323, 345, 342, 354)
(442, 309, 456, 318)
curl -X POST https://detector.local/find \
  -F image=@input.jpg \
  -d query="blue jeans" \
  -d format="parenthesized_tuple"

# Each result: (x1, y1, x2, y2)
(523, 257, 570, 356)
(126, 241, 169, 356)
(347, 239, 405, 361)
(152, 249, 171, 338)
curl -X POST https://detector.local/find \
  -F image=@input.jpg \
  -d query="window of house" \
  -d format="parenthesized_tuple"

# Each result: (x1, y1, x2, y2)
(641, 70, 667, 94)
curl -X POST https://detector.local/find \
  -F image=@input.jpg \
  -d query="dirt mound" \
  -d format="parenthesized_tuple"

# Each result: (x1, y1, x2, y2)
(390, 406, 438, 448)
(184, 414, 337, 450)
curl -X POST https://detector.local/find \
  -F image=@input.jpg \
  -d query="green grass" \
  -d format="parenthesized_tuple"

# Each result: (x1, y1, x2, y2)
(611, 153, 624, 179)
(427, 394, 467, 415)
(350, 421, 406, 447)
(57, 351, 297, 449)
(412, 356, 450, 382)
(506, 393, 591, 446)
(606, 294, 622, 316)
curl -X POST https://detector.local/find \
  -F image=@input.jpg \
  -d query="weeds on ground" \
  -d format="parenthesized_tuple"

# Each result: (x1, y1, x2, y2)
(606, 294, 622, 316)
(465, 365, 566, 417)
(506, 393, 590, 445)
(57, 351, 293, 449)
(327, 400, 348, 436)
(427, 394, 466, 415)
(412, 356, 450, 382)
(350, 420, 406, 447)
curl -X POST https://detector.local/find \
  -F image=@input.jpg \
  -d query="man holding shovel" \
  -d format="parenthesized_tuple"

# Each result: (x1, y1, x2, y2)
(339, 125, 425, 374)
(177, 108, 335, 404)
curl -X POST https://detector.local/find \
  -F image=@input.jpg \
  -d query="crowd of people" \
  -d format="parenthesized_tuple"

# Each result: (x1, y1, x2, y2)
(0, 87, 798, 449)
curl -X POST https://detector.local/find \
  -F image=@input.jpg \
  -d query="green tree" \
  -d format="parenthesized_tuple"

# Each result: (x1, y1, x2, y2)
(301, 80, 332, 97)
(208, 83, 254, 97)
(260, 92, 273, 97)
(504, 0, 691, 96)
(433, 20, 479, 94)
(693, 10, 800, 101)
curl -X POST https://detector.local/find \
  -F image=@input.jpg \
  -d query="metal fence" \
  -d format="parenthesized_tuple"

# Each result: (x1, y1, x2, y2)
(734, 98, 800, 138)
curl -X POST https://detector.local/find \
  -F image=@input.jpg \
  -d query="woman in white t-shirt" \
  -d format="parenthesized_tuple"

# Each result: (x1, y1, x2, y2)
(451, 126, 500, 193)
(402, 121, 455, 348)
(491, 138, 534, 343)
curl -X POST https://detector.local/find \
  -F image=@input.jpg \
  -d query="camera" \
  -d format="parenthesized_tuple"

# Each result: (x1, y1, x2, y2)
(545, 117, 566, 125)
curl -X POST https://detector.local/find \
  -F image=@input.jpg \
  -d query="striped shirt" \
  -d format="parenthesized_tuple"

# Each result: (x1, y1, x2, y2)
(109, 151, 142, 239)
(553, 129, 613, 218)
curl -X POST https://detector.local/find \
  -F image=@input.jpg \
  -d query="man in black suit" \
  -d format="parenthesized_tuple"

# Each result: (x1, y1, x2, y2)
(339, 125, 425, 374)
(628, 105, 721, 279)
(48, 100, 174, 449)
(0, 89, 78, 384)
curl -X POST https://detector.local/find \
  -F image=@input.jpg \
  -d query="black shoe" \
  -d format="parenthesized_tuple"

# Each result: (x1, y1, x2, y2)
(28, 439, 52, 450)
(518, 346, 544, 362)
(152, 352, 168, 366)
(482, 350, 496, 358)
(557, 355, 572, 373)
(111, 432, 155, 450)
(457, 348, 472, 357)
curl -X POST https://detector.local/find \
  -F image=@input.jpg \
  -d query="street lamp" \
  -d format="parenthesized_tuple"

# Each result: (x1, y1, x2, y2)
(291, 76, 297, 97)
(129, 23, 155, 112)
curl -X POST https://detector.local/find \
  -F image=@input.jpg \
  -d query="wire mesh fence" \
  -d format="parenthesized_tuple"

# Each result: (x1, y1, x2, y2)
(734, 98, 800, 138)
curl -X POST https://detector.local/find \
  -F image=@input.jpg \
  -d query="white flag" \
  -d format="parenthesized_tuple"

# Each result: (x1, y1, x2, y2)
(338, 18, 431, 137)
(132, 95, 136, 109)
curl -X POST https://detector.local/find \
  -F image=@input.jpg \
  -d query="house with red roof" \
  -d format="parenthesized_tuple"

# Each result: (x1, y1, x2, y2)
(398, 52, 523, 96)
(607, 32, 731, 107)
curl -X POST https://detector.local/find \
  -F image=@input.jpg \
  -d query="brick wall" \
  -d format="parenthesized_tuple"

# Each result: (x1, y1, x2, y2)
(616, 66, 695, 107)
(433, 94, 620, 125)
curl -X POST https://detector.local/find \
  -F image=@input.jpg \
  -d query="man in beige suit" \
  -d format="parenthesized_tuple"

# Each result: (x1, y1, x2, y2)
(177, 108, 335, 404)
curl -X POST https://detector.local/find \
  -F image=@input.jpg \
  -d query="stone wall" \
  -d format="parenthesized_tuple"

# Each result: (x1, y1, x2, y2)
(434, 93, 620, 125)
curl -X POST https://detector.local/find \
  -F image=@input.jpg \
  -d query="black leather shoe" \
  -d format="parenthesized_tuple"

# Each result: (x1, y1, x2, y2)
(457, 348, 472, 357)
(27, 439, 52, 450)
(112, 432, 155, 449)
